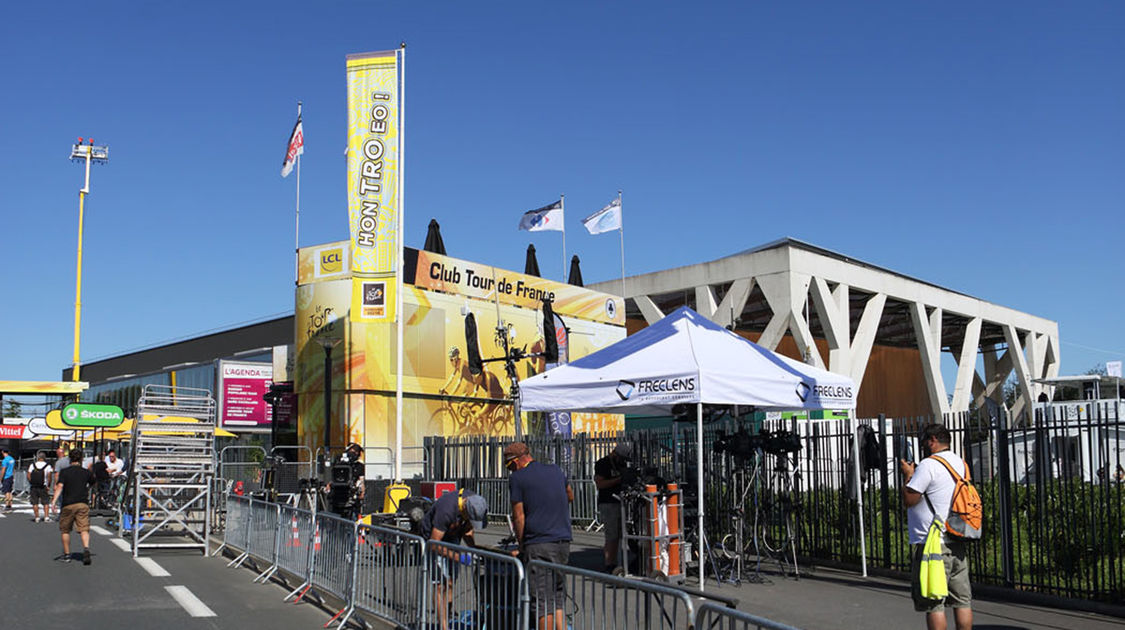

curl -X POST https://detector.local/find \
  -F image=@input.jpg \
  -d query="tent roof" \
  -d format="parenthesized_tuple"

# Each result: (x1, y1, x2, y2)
(520, 306, 855, 414)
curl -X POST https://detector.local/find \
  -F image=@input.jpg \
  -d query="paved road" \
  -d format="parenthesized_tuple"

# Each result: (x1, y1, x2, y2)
(0, 500, 335, 629)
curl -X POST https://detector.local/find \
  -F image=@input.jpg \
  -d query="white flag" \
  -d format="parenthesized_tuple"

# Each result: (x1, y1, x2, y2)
(519, 200, 564, 232)
(281, 117, 304, 178)
(582, 198, 622, 234)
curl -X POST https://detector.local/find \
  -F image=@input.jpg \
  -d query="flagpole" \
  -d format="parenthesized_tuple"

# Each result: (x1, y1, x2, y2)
(394, 44, 406, 482)
(560, 194, 566, 281)
(618, 189, 625, 299)
(294, 101, 302, 286)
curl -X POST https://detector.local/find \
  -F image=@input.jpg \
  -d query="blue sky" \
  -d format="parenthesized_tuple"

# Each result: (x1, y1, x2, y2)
(1, 1, 1122, 388)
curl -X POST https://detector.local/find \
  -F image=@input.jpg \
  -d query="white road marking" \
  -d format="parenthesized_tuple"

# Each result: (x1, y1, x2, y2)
(135, 557, 170, 577)
(165, 585, 216, 618)
(110, 538, 132, 552)
(91, 525, 113, 536)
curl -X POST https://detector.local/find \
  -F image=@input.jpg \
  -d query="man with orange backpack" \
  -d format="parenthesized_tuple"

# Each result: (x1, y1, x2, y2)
(900, 423, 977, 630)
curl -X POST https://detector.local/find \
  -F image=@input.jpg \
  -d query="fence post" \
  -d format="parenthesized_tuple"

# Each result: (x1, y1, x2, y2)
(995, 408, 1016, 588)
(878, 413, 890, 569)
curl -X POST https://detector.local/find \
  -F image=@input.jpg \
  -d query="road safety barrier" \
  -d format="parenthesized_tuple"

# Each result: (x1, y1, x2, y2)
(425, 539, 528, 630)
(527, 559, 695, 629)
(693, 602, 801, 630)
(351, 522, 427, 626)
(217, 501, 794, 629)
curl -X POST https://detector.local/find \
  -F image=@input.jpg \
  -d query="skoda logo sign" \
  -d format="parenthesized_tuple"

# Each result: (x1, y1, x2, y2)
(64, 407, 79, 420)
(616, 379, 635, 401)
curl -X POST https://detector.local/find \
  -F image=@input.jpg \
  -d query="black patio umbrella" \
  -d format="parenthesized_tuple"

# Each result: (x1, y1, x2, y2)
(524, 244, 541, 277)
(567, 255, 584, 287)
(423, 218, 446, 255)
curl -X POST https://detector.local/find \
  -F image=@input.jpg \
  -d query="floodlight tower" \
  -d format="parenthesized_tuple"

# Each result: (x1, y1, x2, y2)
(69, 138, 109, 382)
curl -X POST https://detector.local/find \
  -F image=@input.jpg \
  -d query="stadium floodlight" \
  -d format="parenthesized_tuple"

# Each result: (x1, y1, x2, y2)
(69, 138, 109, 382)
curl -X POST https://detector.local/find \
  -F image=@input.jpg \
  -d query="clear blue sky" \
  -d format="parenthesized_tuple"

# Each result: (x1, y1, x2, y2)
(1, 1, 1122, 388)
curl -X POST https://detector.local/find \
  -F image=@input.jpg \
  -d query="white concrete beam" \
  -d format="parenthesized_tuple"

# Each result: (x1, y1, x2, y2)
(849, 293, 886, 387)
(714, 278, 754, 329)
(695, 285, 718, 319)
(810, 276, 846, 352)
(911, 302, 950, 415)
(950, 317, 982, 412)
(633, 295, 665, 325)
(1002, 325, 1035, 423)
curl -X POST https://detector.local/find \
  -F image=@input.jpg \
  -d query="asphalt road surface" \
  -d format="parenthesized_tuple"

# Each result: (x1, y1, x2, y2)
(0, 500, 336, 629)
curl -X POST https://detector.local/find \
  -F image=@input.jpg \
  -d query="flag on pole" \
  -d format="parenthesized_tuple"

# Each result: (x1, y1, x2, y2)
(518, 200, 564, 232)
(582, 198, 622, 234)
(281, 116, 304, 178)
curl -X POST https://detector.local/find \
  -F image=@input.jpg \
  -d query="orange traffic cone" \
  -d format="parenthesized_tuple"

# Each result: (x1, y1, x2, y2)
(290, 515, 301, 548)
(313, 526, 321, 552)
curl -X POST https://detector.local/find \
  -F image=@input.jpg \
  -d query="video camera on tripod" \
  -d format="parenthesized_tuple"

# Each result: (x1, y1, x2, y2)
(323, 443, 365, 518)
(713, 428, 802, 466)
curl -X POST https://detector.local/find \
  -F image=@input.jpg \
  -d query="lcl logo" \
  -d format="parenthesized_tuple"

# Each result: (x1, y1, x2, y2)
(320, 250, 343, 274)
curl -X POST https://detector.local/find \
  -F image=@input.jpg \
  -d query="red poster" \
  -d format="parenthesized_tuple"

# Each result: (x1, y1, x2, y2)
(220, 362, 273, 429)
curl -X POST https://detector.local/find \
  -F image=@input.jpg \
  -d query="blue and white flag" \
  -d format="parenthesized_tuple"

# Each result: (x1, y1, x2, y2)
(582, 198, 622, 234)
(519, 200, 564, 232)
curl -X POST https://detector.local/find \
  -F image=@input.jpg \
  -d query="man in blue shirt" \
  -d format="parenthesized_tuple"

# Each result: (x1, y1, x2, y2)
(1, 447, 15, 511)
(505, 442, 573, 630)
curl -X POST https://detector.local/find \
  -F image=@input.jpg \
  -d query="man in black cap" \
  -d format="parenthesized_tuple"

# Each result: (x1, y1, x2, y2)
(422, 488, 489, 629)
(594, 441, 635, 572)
(505, 441, 573, 630)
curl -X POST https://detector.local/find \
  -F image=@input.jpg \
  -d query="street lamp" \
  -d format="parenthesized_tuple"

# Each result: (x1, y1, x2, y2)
(69, 138, 109, 382)
(316, 337, 342, 453)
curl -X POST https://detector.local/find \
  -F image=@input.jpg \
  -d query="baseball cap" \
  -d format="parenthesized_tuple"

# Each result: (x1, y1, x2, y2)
(463, 493, 489, 530)
(613, 441, 633, 459)
(503, 442, 529, 463)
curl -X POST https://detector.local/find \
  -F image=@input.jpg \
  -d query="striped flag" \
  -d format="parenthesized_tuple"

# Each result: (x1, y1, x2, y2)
(518, 200, 564, 232)
(281, 116, 304, 178)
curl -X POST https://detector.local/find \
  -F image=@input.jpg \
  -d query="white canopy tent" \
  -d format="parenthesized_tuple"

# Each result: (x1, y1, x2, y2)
(520, 306, 865, 586)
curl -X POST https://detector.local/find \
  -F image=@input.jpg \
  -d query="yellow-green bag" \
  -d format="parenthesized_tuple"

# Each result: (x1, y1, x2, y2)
(918, 518, 948, 600)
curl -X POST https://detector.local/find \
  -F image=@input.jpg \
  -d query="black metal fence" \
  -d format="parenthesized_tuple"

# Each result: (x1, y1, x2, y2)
(423, 402, 1125, 603)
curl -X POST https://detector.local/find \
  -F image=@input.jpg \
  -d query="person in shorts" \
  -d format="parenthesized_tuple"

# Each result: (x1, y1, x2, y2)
(900, 423, 972, 630)
(52, 450, 94, 565)
(506, 442, 573, 630)
(594, 441, 634, 572)
(421, 488, 489, 629)
(27, 452, 53, 522)
(0, 448, 15, 511)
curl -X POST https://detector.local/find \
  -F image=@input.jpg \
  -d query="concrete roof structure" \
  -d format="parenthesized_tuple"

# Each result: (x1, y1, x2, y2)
(591, 238, 1060, 420)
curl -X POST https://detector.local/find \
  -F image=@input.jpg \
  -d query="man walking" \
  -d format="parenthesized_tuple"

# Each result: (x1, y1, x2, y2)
(27, 452, 52, 522)
(593, 441, 634, 572)
(1, 448, 14, 511)
(506, 442, 574, 630)
(52, 450, 94, 565)
(900, 424, 973, 630)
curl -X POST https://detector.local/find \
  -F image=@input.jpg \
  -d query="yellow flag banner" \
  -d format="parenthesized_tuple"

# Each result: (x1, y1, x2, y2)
(346, 50, 400, 278)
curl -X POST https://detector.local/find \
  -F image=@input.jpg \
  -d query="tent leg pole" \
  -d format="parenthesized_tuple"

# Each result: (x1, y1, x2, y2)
(851, 411, 868, 577)
(697, 402, 705, 591)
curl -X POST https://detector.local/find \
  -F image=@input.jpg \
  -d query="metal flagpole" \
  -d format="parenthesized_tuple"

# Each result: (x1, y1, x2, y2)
(560, 194, 566, 281)
(394, 44, 406, 482)
(618, 189, 625, 299)
(294, 101, 302, 285)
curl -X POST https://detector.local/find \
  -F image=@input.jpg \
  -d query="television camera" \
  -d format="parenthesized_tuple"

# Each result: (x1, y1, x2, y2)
(324, 443, 365, 518)
(713, 428, 802, 467)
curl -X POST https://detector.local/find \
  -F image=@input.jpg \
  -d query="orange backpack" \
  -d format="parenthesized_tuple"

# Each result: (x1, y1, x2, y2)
(927, 455, 983, 541)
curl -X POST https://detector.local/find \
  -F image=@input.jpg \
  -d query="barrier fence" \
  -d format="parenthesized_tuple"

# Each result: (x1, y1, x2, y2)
(216, 494, 785, 629)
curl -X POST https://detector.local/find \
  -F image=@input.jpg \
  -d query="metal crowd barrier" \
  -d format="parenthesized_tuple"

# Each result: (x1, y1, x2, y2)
(351, 522, 427, 627)
(425, 539, 528, 630)
(571, 478, 599, 525)
(271, 446, 313, 496)
(528, 559, 695, 629)
(216, 500, 802, 630)
(467, 477, 597, 526)
(243, 497, 281, 573)
(218, 445, 267, 492)
(471, 479, 512, 522)
(215, 494, 251, 561)
(12, 463, 30, 497)
(274, 503, 315, 586)
(693, 602, 801, 630)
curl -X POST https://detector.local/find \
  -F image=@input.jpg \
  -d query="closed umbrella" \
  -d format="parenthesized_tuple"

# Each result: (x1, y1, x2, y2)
(567, 255, 583, 287)
(524, 244, 541, 277)
(423, 218, 447, 255)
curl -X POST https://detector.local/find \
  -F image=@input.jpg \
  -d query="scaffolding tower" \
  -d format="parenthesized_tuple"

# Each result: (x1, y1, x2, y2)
(124, 384, 216, 557)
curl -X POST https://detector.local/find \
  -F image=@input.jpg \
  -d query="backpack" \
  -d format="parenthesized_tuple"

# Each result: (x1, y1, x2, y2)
(926, 454, 983, 541)
(858, 424, 882, 471)
(29, 461, 48, 487)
